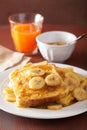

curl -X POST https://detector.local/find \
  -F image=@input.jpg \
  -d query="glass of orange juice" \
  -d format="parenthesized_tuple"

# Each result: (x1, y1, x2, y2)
(9, 13, 44, 54)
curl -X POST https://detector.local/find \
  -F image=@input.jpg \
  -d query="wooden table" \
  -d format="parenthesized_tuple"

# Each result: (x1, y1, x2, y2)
(0, 24, 87, 130)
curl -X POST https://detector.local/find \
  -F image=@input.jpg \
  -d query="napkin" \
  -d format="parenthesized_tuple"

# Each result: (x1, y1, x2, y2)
(0, 45, 31, 72)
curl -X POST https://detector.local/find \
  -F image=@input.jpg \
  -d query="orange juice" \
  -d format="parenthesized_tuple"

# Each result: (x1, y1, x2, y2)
(11, 23, 41, 53)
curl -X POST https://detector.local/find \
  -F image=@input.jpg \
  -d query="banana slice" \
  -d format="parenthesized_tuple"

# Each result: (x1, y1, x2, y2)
(80, 80, 87, 89)
(73, 87, 87, 101)
(64, 72, 80, 91)
(29, 68, 45, 76)
(45, 73, 61, 86)
(29, 76, 45, 90)
(4, 88, 16, 102)
(47, 104, 62, 110)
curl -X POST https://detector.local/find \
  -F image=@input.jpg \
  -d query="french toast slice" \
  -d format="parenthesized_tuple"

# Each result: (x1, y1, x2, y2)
(7, 61, 69, 107)
(15, 84, 68, 107)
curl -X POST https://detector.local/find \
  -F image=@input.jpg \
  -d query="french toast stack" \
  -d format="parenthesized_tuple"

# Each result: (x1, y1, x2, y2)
(4, 61, 87, 110)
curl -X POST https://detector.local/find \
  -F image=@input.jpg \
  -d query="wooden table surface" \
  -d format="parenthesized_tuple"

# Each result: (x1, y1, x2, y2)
(0, 24, 87, 130)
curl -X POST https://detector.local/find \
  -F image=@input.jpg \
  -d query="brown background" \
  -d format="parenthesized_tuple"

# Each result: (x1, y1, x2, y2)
(0, 1, 87, 129)
(0, 0, 87, 25)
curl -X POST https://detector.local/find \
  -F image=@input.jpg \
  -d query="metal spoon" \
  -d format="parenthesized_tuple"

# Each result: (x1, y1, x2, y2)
(67, 33, 86, 44)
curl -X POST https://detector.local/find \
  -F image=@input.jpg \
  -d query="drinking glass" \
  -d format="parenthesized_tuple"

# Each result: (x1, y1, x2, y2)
(9, 13, 44, 54)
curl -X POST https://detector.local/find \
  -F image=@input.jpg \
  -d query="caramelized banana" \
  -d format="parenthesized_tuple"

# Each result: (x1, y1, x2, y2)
(29, 68, 45, 76)
(45, 73, 61, 86)
(29, 76, 45, 90)
(73, 87, 87, 101)
(47, 104, 63, 110)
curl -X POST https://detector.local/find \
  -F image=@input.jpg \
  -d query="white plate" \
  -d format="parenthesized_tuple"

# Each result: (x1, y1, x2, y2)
(0, 63, 87, 119)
